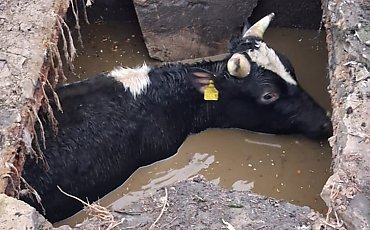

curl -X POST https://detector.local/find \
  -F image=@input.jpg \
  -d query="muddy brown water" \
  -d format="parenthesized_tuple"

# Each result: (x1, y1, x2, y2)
(56, 20, 331, 227)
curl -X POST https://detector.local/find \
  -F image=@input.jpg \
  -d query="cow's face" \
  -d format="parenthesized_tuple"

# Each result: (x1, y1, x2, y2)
(212, 13, 331, 139)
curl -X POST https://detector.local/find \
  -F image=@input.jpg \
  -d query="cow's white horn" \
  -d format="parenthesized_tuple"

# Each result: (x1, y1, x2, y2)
(242, 12, 275, 39)
(227, 53, 251, 78)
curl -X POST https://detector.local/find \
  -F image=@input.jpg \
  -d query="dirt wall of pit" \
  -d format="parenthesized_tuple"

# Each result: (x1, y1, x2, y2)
(321, 1, 370, 229)
(0, 0, 369, 229)
(0, 0, 70, 197)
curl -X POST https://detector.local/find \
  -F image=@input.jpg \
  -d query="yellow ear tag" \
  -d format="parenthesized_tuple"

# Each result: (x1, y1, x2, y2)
(204, 80, 219, 101)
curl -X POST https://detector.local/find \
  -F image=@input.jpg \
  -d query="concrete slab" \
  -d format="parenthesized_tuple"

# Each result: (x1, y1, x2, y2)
(132, 0, 258, 61)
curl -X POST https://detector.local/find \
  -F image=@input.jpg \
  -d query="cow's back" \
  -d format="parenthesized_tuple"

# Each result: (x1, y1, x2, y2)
(23, 75, 144, 221)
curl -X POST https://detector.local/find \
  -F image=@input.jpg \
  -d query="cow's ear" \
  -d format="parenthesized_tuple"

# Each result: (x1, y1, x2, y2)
(191, 71, 213, 93)
(241, 19, 252, 37)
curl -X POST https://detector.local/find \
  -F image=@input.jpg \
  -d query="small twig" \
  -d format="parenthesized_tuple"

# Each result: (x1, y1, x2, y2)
(5, 162, 19, 178)
(32, 106, 46, 150)
(70, 0, 84, 48)
(222, 218, 236, 230)
(122, 223, 142, 229)
(56, 15, 73, 71)
(334, 207, 343, 227)
(149, 187, 168, 229)
(113, 210, 142, 215)
(1, 174, 17, 196)
(193, 194, 206, 202)
(58, 185, 90, 206)
(57, 186, 124, 229)
(106, 218, 124, 230)
(46, 79, 63, 112)
(39, 72, 59, 135)
(20, 177, 45, 214)
(56, 15, 76, 71)
(329, 183, 341, 201)
(81, 0, 90, 24)
(325, 206, 332, 223)
(51, 44, 67, 83)
(324, 205, 344, 229)
(31, 121, 43, 158)
(47, 47, 57, 88)
(322, 219, 344, 229)
(21, 177, 42, 204)
(3, 156, 21, 197)
(30, 107, 50, 170)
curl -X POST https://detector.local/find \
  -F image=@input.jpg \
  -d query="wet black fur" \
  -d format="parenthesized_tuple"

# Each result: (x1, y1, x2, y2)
(22, 36, 331, 222)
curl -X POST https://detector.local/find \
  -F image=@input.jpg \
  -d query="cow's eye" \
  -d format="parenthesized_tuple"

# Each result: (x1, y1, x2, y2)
(263, 93, 272, 100)
(260, 92, 279, 104)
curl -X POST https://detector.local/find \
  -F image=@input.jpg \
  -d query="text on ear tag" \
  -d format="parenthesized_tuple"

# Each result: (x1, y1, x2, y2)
(204, 80, 219, 101)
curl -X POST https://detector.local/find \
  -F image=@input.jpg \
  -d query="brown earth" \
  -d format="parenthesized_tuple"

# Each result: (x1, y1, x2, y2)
(0, 0, 69, 197)
(320, 0, 370, 229)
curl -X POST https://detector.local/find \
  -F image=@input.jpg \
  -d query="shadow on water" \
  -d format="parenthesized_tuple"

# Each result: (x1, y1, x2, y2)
(56, 9, 331, 227)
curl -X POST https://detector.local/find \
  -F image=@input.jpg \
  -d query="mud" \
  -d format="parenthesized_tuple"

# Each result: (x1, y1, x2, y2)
(65, 20, 157, 81)
(111, 130, 331, 210)
(57, 129, 331, 227)
(74, 177, 325, 230)
(250, 0, 323, 29)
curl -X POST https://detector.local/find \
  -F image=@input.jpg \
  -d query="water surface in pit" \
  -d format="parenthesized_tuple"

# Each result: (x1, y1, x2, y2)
(56, 19, 331, 227)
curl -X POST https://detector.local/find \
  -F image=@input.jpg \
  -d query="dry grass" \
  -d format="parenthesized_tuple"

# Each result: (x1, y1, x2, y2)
(57, 186, 124, 230)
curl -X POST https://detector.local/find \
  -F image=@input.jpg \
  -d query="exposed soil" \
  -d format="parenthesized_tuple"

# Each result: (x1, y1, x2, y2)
(73, 176, 325, 230)
(321, 0, 370, 229)
(0, 0, 69, 197)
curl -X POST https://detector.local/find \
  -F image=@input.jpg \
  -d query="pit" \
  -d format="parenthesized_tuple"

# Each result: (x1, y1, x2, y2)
(0, 0, 369, 229)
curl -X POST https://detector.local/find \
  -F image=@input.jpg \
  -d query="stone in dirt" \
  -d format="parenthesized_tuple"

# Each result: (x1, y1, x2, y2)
(0, 194, 70, 230)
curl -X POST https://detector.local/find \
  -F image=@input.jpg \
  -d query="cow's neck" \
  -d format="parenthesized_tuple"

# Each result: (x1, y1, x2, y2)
(145, 63, 224, 137)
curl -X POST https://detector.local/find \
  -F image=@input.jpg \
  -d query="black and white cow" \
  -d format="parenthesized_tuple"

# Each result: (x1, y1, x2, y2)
(22, 13, 331, 222)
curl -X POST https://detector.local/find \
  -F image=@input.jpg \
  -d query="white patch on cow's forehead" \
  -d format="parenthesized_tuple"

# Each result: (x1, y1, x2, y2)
(247, 41, 297, 85)
(109, 64, 151, 98)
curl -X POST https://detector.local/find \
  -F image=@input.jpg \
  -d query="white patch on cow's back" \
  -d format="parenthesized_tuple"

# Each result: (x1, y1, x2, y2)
(109, 64, 151, 98)
(247, 41, 297, 85)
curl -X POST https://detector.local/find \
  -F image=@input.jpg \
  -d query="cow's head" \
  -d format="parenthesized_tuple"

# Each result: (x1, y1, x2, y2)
(195, 13, 332, 139)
